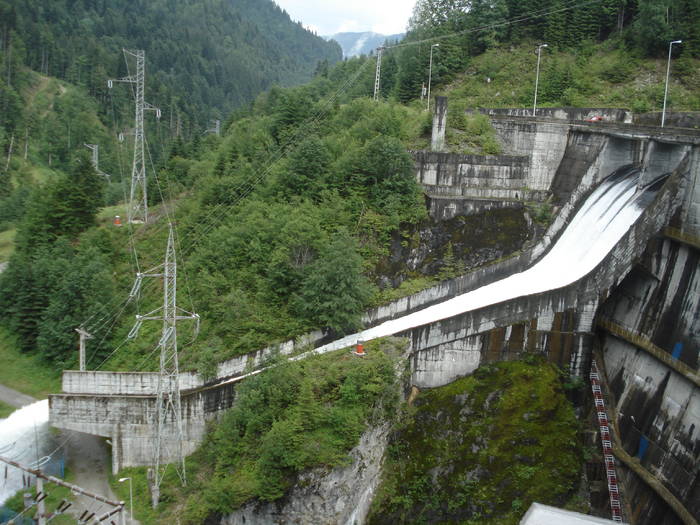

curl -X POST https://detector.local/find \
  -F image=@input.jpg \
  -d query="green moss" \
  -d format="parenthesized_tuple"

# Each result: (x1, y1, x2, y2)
(369, 358, 583, 525)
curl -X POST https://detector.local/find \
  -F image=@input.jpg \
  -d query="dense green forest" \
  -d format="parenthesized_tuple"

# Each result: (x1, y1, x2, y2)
(0, 0, 341, 133)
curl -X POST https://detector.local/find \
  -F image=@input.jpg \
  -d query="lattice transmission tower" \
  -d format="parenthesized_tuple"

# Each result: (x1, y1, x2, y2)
(127, 224, 199, 507)
(83, 143, 111, 180)
(373, 47, 384, 101)
(108, 49, 160, 224)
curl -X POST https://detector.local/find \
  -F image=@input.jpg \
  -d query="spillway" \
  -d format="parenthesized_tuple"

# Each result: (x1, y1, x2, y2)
(311, 167, 661, 355)
(0, 400, 53, 504)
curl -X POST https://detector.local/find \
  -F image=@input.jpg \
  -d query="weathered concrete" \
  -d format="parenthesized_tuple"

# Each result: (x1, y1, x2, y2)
(404, 161, 684, 388)
(634, 112, 700, 129)
(431, 96, 448, 152)
(596, 225, 700, 524)
(479, 107, 633, 123)
(50, 380, 238, 473)
(602, 337, 699, 523)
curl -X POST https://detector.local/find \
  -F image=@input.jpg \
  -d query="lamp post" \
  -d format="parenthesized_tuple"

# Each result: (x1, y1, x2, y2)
(427, 43, 440, 112)
(118, 477, 133, 523)
(533, 43, 548, 117)
(662, 40, 682, 128)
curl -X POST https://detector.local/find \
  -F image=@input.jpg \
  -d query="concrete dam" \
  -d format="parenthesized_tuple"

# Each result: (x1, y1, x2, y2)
(47, 109, 700, 524)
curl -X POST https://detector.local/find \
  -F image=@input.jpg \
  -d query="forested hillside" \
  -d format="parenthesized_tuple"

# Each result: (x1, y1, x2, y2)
(370, 0, 700, 102)
(0, 0, 342, 135)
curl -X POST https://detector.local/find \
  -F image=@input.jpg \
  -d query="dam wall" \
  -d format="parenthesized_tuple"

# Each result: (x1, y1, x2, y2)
(595, 232, 700, 524)
(370, 134, 691, 330)
(404, 166, 684, 388)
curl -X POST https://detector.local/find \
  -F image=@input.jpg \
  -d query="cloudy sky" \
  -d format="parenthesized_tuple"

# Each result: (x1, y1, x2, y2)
(273, 0, 415, 36)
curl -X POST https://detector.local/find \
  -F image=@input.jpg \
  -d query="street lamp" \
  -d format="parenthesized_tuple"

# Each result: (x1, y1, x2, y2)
(533, 43, 548, 117)
(427, 43, 440, 112)
(662, 40, 682, 128)
(118, 477, 133, 523)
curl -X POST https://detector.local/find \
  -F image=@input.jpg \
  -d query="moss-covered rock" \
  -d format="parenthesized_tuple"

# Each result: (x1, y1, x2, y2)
(368, 357, 582, 525)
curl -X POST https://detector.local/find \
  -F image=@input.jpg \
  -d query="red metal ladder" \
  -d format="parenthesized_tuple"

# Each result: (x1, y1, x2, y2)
(590, 359, 623, 522)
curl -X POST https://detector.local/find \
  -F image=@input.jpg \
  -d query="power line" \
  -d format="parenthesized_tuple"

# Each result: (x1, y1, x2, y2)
(385, 0, 604, 51)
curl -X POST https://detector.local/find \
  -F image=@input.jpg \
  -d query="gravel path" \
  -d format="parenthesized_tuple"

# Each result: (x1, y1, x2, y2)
(0, 383, 36, 408)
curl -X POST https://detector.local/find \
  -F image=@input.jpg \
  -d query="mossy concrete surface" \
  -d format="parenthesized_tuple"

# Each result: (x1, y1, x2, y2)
(368, 357, 583, 525)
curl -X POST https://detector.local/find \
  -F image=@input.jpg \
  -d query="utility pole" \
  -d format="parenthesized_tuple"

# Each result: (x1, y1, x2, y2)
(75, 327, 93, 372)
(373, 47, 384, 101)
(127, 224, 199, 508)
(427, 44, 439, 112)
(533, 43, 548, 117)
(108, 49, 160, 224)
(662, 40, 682, 128)
(84, 143, 111, 180)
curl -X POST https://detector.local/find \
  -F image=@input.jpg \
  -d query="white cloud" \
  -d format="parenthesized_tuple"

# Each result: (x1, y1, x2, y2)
(273, 0, 414, 36)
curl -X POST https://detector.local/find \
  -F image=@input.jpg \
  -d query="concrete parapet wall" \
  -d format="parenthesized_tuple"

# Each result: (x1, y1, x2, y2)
(214, 329, 325, 380)
(479, 107, 633, 123)
(634, 111, 700, 129)
(61, 370, 201, 395)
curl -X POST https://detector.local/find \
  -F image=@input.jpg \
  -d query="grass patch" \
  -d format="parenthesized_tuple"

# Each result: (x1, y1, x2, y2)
(0, 228, 16, 262)
(3, 468, 76, 524)
(0, 400, 15, 418)
(0, 327, 62, 398)
(368, 356, 583, 525)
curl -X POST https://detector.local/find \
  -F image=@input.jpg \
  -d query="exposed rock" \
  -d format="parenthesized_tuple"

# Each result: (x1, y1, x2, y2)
(221, 422, 392, 525)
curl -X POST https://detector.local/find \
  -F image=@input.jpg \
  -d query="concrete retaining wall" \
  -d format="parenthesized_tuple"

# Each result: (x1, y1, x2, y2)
(50, 381, 238, 472)
(491, 119, 570, 190)
(414, 151, 529, 192)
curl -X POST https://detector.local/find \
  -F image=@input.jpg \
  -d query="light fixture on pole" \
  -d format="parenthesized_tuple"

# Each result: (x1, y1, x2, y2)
(533, 43, 548, 117)
(662, 40, 682, 128)
(427, 43, 440, 112)
(118, 477, 133, 523)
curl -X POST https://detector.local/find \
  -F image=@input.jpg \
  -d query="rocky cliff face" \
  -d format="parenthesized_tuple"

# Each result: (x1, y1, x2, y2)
(221, 423, 391, 525)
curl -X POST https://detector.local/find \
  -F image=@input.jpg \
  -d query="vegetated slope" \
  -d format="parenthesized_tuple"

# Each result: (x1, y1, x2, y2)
(0, 0, 341, 128)
(110, 339, 404, 524)
(368, 358, 584, 525)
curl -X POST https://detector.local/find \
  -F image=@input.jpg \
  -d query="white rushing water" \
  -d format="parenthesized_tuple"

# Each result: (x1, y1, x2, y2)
(0, 400, 52, 504)
(312, 168, 654, 354)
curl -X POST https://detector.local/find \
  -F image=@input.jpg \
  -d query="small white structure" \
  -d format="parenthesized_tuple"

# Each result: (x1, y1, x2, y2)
(521, 503, 627, 525)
